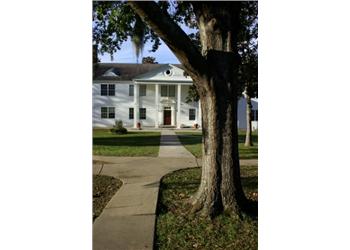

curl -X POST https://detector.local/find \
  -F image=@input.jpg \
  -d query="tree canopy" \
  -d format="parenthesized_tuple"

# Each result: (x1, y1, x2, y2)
(90, 1, 256, 100)
(142, 56, 158, 64)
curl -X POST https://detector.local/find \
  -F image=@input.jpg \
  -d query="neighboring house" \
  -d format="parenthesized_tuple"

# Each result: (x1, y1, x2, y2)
(237, 97, 258, 131)
(93, 63, 258, 130)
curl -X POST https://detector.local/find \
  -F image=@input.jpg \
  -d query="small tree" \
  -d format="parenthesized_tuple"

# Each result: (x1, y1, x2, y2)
(111, 120, 128, 134)
(237, 2, 258, 147)
(142, 56, 158, 64)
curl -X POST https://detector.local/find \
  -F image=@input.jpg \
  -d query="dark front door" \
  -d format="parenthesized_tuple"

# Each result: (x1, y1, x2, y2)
(164, 110, 171, 125)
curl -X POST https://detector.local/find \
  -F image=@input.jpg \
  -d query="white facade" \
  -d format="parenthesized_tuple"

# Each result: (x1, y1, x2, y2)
(92, 64, 257, 130)
(93, 64, 201, 128)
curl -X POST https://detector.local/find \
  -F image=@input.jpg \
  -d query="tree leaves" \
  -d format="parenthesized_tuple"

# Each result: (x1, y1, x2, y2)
(93, 1, 161, 61)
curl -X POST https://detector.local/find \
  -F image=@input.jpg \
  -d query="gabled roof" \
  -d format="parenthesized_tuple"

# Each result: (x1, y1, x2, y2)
(93, 63, 183, 81)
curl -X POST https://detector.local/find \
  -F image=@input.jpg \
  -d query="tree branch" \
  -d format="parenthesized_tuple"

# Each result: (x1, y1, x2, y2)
(128, 1, 207, 81)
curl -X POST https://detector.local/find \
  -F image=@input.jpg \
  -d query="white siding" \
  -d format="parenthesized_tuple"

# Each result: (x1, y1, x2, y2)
(178, 85, 200, 127)
(93, 83, 134, 128)
(237, 97, 258, 130)
(93, 83, 257, 130)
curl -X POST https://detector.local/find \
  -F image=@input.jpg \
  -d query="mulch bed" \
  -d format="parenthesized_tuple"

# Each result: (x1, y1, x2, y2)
(93, 175, 122, 221)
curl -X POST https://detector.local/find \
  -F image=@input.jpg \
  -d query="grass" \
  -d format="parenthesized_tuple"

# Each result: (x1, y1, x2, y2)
(93, 129, 161, 156)
(175, 130, 258, 159)
(93, 174, 122, 221)
(155, 165, 258, 250)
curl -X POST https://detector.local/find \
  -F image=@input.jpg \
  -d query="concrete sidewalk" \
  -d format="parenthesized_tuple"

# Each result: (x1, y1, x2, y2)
(93, 156, 198, 250)
(158, 130, 194, 158)
(93, 131, 258, 250)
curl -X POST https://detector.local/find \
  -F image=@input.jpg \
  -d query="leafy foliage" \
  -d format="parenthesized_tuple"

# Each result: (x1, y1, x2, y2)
(93, 1, 161, 60)
(185, 85, 199, 103)
(92, 1, 257, 96)
(110, 120, 128, 134)
(238, 1, 258, 98)
(142, 56, 158, 64)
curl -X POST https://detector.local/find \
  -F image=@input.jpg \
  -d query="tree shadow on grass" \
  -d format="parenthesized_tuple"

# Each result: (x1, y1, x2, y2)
(242, 199, 258, 219)
(157, 168, 258, 218)
(238, 134, 258, 143)
(93, 135, 161, 147)
(178, 133, 258, 145)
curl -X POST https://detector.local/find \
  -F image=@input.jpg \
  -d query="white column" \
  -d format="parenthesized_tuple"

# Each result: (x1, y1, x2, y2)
(171, 106, 175, 126)
(160, 107, 163, 126)
(155, 84, 159, 128)
(133, 84, 140, 128)
(177, 84, 181, 128)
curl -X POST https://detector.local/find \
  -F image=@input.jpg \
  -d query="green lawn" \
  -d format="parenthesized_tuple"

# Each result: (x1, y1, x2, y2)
(155, 165, 258, 250)
(93, 129, 161, 156)
(175, 130, 258, 159)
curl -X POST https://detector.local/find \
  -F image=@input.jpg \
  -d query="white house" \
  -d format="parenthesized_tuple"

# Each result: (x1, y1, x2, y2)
(237, 97, 258, 131)
(93, 63, 258, 130)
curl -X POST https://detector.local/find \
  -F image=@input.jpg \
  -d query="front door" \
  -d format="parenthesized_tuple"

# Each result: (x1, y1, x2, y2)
(164, 110, 171, 125)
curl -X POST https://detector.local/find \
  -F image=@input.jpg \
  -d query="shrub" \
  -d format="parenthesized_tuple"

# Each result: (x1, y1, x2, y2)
(110, 120, 128, 134)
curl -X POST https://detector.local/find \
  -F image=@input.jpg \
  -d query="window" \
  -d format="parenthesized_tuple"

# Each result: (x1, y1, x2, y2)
(101, 84, 115, 96)
(108, 84, 115, 96)
(129, 108, 134, 119)
(161, 85, 167, 97)
(139, 108, 146, 120)
(101, 84, 107, 96)
(189, 109, 196, 120)
(160, 85, 175, 97)
(101, 107, 115, 119)
(129, 85, 134, 96)
(139, 85, 147, 96)
(168, 85, 175, 97)
(101, 107, 107, 118)
(252, 109, 258, 121)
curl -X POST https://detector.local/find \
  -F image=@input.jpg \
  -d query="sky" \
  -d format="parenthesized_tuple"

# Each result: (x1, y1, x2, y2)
(99, 25, 196, 64)
(99, 37, 180, 64)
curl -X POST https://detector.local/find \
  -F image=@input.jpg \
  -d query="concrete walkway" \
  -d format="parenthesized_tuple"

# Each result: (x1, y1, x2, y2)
(158, 130, 194, 158)
(93, 130, 258, 250)
(93, 157, 197, 250)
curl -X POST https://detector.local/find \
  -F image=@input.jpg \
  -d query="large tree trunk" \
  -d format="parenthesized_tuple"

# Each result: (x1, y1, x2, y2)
(186, 2, 250, 217)
(190, 50, 248, 217)
(244, 90, 253, 147)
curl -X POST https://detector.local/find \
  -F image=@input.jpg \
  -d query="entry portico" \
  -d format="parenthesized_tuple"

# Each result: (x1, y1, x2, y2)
(131, 64, 196, 128)
(132, 82, 193, 129)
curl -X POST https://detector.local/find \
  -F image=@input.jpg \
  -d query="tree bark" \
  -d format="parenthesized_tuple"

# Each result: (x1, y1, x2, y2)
(189, 50, 248, 217)
(244, 89, 253, 147)
(129, 1, 251, 217)
(188, 2, 249, 217)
